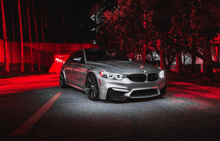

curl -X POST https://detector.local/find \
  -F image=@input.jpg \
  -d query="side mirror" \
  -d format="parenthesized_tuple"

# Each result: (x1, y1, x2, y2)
(73, 57, 84, 63)
(128, 58, 132, 61)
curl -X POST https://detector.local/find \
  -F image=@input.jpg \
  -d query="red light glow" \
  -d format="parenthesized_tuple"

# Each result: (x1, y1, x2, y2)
(49, 55, 69, 73)
(99, 71, 104, 77)
(168, 81, 220, 100)
(55, 58, 65, 64)
(0, 74, 59, 95)
(98, 79, 101, 86)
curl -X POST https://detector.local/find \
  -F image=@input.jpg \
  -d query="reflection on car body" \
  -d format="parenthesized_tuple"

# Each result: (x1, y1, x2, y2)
(60, 48, 167, 101)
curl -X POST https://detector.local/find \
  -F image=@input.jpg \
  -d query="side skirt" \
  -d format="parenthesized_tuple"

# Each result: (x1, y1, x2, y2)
(68, 83, 86, 93)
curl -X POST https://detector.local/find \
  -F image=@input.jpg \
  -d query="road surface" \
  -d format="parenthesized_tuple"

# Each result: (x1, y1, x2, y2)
(1, 74, 220, 141)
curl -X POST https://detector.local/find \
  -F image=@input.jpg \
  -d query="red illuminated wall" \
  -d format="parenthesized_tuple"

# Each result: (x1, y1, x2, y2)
(23, 43, 99, 53)
(0, 40, 20, 64)
(49, 55, 69, 73)
(0, 39, 99, 72)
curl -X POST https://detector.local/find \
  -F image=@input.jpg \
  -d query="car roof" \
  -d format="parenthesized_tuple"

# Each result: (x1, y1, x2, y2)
(84, 48, 118, 52)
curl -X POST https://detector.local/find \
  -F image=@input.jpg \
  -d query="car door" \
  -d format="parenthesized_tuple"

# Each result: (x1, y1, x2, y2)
(64, 51, 79, 84)
(72, 51, 87, 87)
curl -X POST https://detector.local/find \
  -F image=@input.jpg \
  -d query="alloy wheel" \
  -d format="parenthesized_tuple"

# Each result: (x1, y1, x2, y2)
(60, 73, 67, 88)
(85, 73, 99, 100)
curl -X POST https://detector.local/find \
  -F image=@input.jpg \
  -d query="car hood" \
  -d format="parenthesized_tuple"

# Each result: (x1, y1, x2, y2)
(87, 61, 160, 74)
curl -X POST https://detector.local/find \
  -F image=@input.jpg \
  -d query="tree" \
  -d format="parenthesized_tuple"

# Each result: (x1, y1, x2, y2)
(26, 0, 34, 72)
(11, 5, 15, 43)
(190, 0, 220, 75)
(1, 0, 9, 72)
(98, 0, 153, 61)
(18, 0, 24, 72)
(31, 0, 40, 71)
(152, 0, 220, 73)
(98, 0, 220, 74)
(40, 0, 45, 68)
(152, 0, 177, 71)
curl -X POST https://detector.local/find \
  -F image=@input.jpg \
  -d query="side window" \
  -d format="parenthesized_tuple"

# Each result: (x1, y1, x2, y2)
(71, 51, 85, 64)
(66, 52, 77, 63)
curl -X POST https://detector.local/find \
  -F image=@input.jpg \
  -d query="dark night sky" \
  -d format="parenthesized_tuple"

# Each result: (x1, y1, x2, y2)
(43, 0, 100, 43)
(1, 0, 100, 43)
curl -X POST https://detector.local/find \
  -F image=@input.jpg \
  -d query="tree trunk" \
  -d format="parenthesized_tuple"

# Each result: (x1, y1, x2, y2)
(166, 55, 175, 71)
(31, 0, 40, 71)
(120, 38, 123, 51)
(26, 0, 34, 72)
(160, 45, 166, 70)
(130, 51, 133, 60)
(191, 53, 196, 72)
(40, 1, 45, 68)
(215, 45, 219, 63)
(188, 48, 220, 69)
(142, 43, 146, 63)
(176, 51, 182, 73)
(202, 36, 213, 75)
(21, 0, 28, 37)
(142, 12, 146, 63)
(1, 0, 9, 72)
(11, 6, 15, 42)
(214, 45, 219, 72)
(18, 0, 24, 72)
(191, 47, 196, 67)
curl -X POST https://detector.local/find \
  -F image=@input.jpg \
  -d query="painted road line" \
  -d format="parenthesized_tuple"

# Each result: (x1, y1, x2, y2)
(10, 92, 63, 136)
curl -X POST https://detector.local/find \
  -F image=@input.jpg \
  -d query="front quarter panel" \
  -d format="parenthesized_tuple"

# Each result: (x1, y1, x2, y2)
(84, 66, 103, 86)
(84, 66, 106, 99)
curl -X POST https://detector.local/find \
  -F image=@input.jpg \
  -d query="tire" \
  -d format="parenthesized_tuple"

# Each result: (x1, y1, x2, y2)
(60, 72, 67, 88)
(85, 73, 99, 101)
(159, 85, 167, 97)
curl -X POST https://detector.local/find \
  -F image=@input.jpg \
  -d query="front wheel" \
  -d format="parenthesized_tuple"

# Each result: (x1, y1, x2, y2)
(159, 85, 167, 97)
(60, 72, 67, 88)
(85, 73, 99, 101)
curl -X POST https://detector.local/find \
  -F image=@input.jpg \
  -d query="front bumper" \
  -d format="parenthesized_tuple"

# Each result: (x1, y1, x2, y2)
(95, 72, 166, 100)
(107, 85, 167, 100)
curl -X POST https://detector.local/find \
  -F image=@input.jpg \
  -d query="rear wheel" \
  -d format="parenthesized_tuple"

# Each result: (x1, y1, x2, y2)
(60, 72, 67, 88)
(85, 73, 99, 101)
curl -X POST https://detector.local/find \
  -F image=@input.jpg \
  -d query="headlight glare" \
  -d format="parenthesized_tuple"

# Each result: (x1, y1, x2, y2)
(99, 71, 124, 80)
(159, 70, 165, 78)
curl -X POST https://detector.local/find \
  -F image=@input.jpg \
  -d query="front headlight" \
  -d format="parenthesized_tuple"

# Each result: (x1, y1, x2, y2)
(99, 71, 124, 80)
(159, 70, 165, 79)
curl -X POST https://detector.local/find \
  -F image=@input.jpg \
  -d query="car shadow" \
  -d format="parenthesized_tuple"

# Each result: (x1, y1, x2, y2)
(103, 96, 165, 104)
(68, 86, 167, 104)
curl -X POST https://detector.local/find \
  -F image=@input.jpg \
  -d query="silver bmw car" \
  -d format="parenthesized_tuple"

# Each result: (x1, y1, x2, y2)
(60, 48, 166, 101)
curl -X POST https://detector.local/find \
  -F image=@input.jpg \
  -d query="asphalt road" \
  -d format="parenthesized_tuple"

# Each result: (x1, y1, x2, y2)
(1, 74, 220, 141)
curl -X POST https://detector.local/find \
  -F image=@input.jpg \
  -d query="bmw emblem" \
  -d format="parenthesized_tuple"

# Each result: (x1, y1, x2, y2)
(143, 70, 147, 73)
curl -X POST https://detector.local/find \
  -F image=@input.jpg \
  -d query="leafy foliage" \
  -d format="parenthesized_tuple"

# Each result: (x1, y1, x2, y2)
(96, 0, 220, 73)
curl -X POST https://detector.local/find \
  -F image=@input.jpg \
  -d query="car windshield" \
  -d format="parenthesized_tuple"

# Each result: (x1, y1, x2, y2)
(85, 49, 130, 61)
